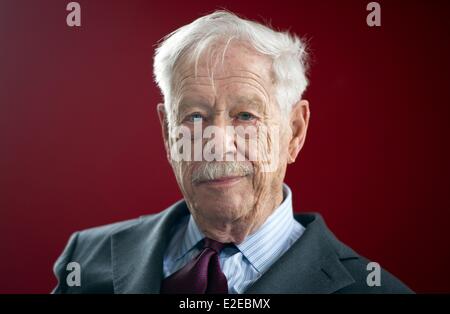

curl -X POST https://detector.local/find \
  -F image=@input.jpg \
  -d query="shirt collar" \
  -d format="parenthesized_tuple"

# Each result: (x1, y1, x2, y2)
(235, 183, 297, 272)
(175, 183, 298, 272)
(174, 212, 205, 260)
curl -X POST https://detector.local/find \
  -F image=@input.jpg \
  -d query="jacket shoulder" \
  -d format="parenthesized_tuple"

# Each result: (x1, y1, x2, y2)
(76, 217, 141, 242)
(74, 211, 168, 247)
(300, 213, 414, 294)
(52, 212, 165, 293)
(335, 255, 414, 294)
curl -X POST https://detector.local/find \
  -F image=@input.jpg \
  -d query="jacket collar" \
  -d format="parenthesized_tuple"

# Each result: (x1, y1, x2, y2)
(111, 200, 188, 293)
(111, 200, 358, 293)
(244, 213, 357, 293)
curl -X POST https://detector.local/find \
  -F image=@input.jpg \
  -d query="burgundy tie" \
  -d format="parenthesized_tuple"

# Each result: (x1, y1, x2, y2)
(160, 238, 229, 294)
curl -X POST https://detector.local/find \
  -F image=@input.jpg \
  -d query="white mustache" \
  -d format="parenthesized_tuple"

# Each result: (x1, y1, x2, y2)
(191, 162, 253, 184)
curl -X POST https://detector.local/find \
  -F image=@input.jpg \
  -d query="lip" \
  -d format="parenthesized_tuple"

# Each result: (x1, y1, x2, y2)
(197, 176, 245, 188)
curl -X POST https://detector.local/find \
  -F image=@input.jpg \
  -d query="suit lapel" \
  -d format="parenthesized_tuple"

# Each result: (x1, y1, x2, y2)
(111, 201, 189, 293)
(111, 200, 356, 294)
(244, 214, 357, 294)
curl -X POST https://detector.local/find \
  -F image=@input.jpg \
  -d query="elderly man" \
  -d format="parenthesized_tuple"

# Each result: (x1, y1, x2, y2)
(53, 10, 412, 294)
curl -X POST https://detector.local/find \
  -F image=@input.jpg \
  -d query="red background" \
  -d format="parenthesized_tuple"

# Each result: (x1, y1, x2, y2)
(1, 0, 449, 293)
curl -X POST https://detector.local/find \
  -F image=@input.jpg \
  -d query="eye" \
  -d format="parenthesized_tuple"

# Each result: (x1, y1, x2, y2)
(236, 112, 256, 121)
(186, 112, 204, 123)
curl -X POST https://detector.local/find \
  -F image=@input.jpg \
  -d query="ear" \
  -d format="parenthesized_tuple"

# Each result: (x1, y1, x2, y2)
(287, 99, 310, 164)
(157, 103, 171, 162)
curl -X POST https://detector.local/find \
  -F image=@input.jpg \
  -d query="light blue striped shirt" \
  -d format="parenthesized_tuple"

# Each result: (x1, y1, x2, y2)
(163, 183, 305, 294)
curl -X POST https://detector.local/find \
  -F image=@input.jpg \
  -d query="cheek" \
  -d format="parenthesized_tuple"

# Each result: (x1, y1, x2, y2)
(279, 135, 291, 161)
(171, 162, 192, 188)
(249, 132, 289, 193)
(251, 161, 271, 189)
(275, 126, 291, 159)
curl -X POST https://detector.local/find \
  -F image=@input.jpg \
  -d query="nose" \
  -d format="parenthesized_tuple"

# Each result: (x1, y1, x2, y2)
(209, 115, 237, 161)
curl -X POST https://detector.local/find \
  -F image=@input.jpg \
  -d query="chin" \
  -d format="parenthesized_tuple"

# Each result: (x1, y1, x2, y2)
(196, 198, 246, 221)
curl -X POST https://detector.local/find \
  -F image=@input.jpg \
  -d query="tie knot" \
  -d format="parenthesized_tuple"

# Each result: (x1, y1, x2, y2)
(203, 238, 227, 253)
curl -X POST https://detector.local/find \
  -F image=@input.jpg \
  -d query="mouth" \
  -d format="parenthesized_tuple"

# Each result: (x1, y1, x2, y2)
(196, 175, 246, 188)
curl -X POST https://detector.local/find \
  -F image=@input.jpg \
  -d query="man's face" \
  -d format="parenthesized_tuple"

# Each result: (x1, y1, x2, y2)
(158, 41, 308, 240)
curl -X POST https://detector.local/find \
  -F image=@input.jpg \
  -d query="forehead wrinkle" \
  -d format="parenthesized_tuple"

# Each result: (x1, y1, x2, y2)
(178, 81, 270, 115)
(220, 80, 270, 105)
(177, 81, 218, 107)
(176, 75, 271, 104)
(176, 69, 270, 87)
(177, 67, 268, 81)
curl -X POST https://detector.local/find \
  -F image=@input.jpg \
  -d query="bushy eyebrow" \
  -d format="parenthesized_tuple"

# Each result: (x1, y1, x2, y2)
(175, 99, 212, 123)
(175, 94, 266, 121)
(177, 98, 212, 112)
(231, 95, 266, 113)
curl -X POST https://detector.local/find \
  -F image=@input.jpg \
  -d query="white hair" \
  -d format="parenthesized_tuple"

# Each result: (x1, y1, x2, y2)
(153, 10, 309, 116)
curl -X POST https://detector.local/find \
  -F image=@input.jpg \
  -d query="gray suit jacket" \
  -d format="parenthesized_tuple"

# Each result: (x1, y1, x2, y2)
(52, 200, 413, 293)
